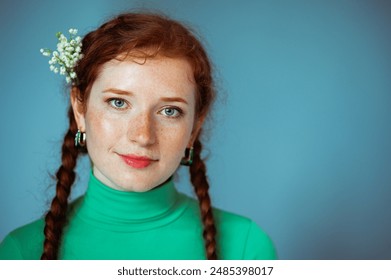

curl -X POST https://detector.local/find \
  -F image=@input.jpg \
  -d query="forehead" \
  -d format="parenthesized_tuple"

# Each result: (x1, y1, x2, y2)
(93, 56, 196, 98)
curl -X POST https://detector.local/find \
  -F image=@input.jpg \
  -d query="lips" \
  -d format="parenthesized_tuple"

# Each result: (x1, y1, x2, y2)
(119, 154, 156, 169)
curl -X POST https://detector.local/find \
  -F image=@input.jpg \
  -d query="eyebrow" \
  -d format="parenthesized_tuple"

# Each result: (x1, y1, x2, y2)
(103, 88, 188, 104)
(103, 88, 134, 96)
(160, 97, 188, 105)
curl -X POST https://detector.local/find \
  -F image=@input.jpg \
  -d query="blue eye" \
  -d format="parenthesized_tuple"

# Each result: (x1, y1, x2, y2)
(109, 98, 127, 109)
(161, 107, 182, 118)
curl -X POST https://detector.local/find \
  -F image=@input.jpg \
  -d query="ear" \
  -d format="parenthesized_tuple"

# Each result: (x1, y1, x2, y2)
(70, 87, 86, 131)
(188, 114, 206, 147)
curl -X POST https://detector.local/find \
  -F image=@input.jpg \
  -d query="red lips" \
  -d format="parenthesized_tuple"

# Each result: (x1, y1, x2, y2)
(119, 154, 156, 169)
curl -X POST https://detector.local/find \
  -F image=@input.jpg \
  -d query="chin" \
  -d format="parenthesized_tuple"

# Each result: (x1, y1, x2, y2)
(112, 175, 163, 192)
(121, 184, 157, 192)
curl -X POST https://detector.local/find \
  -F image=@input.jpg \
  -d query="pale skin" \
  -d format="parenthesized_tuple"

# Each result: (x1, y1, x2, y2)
(71, 56, 203, 192)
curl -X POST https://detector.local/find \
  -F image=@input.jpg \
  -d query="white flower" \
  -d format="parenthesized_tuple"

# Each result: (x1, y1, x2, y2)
(40, 28, 83, 84)
(69, 28, 78, 35)
(40, 48, 51, 57)
(66, 46, 75, 52)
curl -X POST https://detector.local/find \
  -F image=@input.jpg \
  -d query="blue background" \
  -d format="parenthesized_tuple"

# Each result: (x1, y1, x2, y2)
(1, 0, 391, 259)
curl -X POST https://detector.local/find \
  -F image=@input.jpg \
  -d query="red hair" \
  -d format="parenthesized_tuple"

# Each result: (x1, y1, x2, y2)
(41, 12, 217, 260)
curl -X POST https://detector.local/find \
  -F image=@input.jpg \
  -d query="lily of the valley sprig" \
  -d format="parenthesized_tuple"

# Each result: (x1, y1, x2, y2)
(40, 28, 83, 85)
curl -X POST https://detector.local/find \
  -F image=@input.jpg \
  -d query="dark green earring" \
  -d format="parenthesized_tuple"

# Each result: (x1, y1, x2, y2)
(75, 129, 86, 147)
(180, 147, 194, 166)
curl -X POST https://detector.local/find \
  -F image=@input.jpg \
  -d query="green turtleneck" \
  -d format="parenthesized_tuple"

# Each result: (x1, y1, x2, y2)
(0, 172, 276, 260)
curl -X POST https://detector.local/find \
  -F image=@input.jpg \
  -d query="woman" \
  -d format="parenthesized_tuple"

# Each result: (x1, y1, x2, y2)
(0, 12, 276, 260)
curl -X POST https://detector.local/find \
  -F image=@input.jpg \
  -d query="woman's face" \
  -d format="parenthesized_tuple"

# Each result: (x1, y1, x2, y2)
(72, 56, 199, 192)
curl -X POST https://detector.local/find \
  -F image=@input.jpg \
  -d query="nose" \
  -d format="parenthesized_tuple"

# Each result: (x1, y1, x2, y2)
(127, 112, 157, 147)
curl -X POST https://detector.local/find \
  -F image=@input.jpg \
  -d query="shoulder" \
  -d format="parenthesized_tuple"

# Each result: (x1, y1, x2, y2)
(0, 218, 45, 260)
(181, 196, 277, 259)
(213, 208, 277, 260)
(0, 197, 83, 260)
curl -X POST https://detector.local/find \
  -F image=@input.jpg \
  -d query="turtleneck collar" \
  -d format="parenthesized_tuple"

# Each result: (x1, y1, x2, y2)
(73, 171, 188, 232)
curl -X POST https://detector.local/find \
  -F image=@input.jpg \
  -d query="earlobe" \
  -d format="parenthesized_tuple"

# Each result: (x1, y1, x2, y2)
(70, 87, 86, 131)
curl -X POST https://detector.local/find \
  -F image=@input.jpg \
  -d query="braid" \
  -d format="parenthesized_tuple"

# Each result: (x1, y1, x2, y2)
(189, 138, 218, 260)
(41, 106, 79, 260)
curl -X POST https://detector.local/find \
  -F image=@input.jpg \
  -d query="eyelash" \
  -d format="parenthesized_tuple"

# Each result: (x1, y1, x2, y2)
(160, 107, 184, 119)
(107, 98, 129, 110)
(107, 98, 184, 119)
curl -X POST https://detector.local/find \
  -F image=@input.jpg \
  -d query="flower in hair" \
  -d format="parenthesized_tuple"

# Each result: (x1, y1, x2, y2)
(40, 28, 83, 85)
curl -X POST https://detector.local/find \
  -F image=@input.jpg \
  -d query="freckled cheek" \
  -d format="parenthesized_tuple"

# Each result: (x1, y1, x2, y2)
(158, 124, 193, 157)
(85, 111, 124, 145)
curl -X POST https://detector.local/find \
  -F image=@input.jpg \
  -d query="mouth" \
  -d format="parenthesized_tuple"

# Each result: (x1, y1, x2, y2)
(118, 154, 157, 169)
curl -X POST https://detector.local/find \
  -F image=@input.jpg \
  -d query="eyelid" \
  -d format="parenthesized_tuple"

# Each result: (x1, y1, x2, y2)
(107, 97, 129, 110)
(160, 106, 184, 119)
